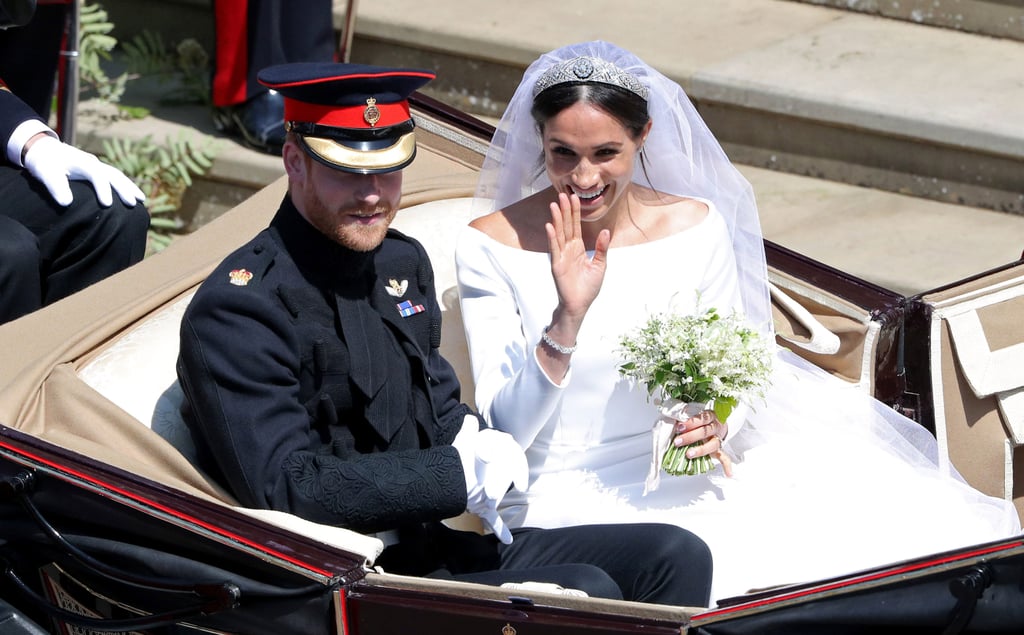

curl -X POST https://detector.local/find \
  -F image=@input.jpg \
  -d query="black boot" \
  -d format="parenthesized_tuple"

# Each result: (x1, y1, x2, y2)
(212, 90, 287, 155)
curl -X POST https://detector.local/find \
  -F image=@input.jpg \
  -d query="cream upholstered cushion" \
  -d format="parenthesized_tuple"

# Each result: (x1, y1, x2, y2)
(78, 291, 198, 459)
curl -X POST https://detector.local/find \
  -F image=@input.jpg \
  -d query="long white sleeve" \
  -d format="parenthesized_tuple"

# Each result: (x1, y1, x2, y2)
(455, 227, 568, 449)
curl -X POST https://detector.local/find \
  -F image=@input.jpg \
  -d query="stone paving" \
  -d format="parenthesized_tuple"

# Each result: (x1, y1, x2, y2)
(80, 0, 1024, 296)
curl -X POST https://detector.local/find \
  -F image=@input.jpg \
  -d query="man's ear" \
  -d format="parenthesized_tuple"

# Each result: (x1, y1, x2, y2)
(282, 139, 307, 180)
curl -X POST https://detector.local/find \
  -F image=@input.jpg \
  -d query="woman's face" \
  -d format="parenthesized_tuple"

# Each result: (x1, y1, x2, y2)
(541, 100, 647, 224)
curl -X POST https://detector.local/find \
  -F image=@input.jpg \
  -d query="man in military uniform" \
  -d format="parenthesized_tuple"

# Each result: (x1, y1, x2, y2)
(177, 62, 713, 606)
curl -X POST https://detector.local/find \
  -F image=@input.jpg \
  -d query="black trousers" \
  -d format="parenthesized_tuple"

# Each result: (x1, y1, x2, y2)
(212, 0, 335, 107)
(0, 166, 149, 324)
(376, 522, 713, 607)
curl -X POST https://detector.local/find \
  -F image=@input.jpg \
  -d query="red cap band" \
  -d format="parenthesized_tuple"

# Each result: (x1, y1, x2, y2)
(284, 98, 412, 129)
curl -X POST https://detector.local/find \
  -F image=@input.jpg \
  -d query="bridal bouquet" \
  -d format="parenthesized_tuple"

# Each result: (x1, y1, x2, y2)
(618, 306, 773, 478)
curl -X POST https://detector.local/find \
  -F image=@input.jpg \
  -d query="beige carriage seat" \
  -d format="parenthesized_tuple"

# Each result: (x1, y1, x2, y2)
(921, 263, 1024, 520)
(768, 269, 881, 392)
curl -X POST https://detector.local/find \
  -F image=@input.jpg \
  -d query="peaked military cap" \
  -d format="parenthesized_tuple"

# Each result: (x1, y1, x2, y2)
(258, 62, 436, 174)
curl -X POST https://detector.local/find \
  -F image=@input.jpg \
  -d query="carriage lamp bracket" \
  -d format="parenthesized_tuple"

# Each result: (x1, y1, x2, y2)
(943, 564, 992, 635)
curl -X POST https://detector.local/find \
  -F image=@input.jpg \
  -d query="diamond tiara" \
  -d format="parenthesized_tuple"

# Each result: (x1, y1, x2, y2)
(532, 56, 649, 101)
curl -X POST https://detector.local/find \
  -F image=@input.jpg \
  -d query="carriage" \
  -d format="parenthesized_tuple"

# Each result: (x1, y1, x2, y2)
(0, 93, 1022, 634)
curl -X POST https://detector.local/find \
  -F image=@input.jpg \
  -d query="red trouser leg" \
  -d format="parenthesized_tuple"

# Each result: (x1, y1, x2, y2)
(212, 0, 335, 108)
(212, 0, 250, 107)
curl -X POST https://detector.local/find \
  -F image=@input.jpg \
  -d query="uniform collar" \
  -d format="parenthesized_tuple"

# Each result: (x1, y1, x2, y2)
(270, 195, 380, 283)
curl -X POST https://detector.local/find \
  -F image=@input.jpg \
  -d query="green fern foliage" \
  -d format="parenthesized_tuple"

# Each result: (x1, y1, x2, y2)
(78, 1, 129, 103)
(120, 29, 172, 76)
(101, 133, 219, 254)
(79, 0, 219, 255)
(122, 30, 211, 105)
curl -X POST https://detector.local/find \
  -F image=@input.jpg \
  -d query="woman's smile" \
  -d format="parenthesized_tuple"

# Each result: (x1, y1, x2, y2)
(543, 101, 642, 227)
(572, 184, 608, 202)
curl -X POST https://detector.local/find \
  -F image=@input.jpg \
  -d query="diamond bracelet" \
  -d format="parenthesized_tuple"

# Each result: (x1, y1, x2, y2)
(541, 325, 577, 355)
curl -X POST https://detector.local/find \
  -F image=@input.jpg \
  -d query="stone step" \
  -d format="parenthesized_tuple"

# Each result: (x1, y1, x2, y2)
(93, 0, 1024, 215)
(786, 0, 1024, 41)
(72, 0, 1024, 297)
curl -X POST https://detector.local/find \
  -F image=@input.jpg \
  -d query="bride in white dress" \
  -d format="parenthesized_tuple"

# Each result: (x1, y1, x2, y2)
(454, 40, 1020, 604)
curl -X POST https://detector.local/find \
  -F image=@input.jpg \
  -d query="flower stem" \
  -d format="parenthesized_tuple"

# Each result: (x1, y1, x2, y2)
(662, 442, 714, 476)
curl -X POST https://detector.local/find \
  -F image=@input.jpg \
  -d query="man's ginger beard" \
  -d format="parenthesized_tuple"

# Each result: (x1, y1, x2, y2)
(294, 153, 400, 253)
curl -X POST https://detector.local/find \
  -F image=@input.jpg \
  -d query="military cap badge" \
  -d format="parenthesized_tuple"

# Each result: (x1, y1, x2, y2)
(364, 97, 381, 127)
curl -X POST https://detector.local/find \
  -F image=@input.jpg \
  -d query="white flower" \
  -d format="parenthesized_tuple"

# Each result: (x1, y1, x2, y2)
(618, 306, 774, 476)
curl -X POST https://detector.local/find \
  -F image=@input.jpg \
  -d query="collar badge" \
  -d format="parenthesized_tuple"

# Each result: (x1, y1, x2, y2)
(229, 269, 253, 286)
(385, 278, 408, 297)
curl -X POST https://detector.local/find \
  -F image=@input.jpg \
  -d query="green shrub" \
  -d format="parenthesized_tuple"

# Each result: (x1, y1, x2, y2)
(79, 0, 219, 254)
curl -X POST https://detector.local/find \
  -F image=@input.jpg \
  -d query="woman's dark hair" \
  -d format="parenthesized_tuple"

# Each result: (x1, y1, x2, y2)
(531, 82, 649, 139)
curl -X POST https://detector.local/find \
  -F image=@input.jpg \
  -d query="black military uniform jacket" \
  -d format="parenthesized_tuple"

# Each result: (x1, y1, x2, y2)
(0, 80, 44, 157)
(177, 196, 473, 534)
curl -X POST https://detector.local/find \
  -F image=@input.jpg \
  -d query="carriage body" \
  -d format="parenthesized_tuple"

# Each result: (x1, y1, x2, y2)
(0, 97, 1021, 634)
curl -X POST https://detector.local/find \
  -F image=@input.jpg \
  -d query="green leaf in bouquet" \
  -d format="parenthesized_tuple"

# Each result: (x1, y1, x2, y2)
(713, 396, 737, 424)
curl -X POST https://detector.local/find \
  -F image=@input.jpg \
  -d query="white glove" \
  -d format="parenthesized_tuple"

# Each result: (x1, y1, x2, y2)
(452, 415, 529, 544)
(22, 135, 146, 207)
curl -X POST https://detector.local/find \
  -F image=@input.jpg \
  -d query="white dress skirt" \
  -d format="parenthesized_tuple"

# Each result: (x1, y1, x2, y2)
(454, 205, 1021, 604)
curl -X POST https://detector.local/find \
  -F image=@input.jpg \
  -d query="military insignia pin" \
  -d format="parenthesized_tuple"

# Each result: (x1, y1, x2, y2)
(229, 269, 253, 286)
(385, 278, 408, 297)
(396, 300, 425, 318)
(363, 97, 381, 127)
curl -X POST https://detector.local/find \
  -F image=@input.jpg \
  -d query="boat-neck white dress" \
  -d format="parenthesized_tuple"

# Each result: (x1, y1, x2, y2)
(455, 204, 1020, 604)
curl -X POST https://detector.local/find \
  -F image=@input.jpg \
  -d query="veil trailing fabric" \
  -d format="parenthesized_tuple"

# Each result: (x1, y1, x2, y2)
(472, 40, 772, 337)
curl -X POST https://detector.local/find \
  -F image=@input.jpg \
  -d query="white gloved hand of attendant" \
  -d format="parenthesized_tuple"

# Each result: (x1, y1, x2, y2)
(452, 415, 529, 544)
(22, 135, 146, 207)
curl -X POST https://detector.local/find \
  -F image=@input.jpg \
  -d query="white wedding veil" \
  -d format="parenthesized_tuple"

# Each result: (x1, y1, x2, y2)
(472, 40, 773, 335)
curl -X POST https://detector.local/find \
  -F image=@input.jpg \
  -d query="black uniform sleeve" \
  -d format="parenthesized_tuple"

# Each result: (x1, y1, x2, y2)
(178, 272, 467, 533)
(0, 85, 46, 161)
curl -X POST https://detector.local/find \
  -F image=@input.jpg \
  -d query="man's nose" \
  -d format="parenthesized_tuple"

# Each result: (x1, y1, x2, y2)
(355, 174, 383, 202)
